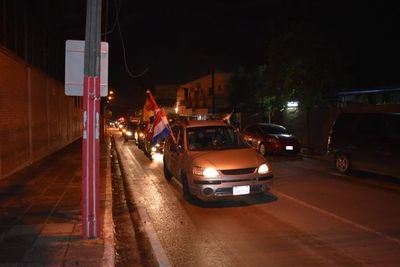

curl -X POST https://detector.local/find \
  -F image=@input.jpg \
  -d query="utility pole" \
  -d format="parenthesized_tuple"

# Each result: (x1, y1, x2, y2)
(211, 59, 215, 115)
(82, 0, 102, 239)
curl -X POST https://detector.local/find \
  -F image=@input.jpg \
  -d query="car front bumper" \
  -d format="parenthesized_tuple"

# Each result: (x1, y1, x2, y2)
(190, 175, 273, 201)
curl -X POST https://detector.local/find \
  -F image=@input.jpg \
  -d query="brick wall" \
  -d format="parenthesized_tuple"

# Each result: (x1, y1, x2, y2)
(0, 47, 82, 179)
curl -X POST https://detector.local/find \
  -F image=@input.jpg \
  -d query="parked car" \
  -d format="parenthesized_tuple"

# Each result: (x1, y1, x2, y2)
(122, 122, 139, 142)
(163, 119, 273, 201)
(242, 123, 301, 156)
(327, 112, 400, 178)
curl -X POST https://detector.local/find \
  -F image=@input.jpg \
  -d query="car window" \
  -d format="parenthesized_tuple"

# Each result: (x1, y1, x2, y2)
(355, 115, 385, 137)
(259, 124, 289, 134)
(126, 122, 138, 129)
(245, 125, 258, 134)
(187, 126, 247, 151)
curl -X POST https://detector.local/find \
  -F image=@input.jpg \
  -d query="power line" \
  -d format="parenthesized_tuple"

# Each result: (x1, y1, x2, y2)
(113, 0, 150, 78)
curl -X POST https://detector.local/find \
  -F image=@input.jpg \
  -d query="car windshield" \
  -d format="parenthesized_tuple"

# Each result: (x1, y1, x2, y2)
(126, 122, 138, 129)
(259, 124, 289, 134)
(187, 126, 248, 151)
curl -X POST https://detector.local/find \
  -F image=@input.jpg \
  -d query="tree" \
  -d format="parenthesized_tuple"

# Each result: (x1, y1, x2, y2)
(226, 67, 255, 112)
(267, 24, 345, 108)
(267, 24, 347, 150)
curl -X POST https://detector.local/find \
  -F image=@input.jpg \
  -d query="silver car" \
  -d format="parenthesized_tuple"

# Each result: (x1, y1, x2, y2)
(163, 120, 273, 201)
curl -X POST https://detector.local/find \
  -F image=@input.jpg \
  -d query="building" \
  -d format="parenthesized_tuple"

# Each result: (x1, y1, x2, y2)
(176, 72, 232, 118)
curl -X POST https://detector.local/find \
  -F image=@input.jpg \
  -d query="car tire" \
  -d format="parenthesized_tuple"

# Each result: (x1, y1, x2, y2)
(335, 154, 351, 173)
(182, 175, 194, 201)
(163, 158, 172, 181)
(259, 142, 267, 156)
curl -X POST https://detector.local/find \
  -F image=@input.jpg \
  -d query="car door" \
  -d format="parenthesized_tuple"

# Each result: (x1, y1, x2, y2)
(351, 114, 388, 174)
(374, 114, 400, 177)
(243, 125, 260, 149)
(168, 126, 185, 180)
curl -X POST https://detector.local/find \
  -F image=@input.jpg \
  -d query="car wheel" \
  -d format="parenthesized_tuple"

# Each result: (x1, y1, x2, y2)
(182, 175, 194, 201)
(259, 142, 267, 156)
(163, 158, 172, 181)
(335, 154, 351, 173)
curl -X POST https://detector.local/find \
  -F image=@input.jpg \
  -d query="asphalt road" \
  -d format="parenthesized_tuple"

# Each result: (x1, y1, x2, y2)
(112, 129, 400, 267)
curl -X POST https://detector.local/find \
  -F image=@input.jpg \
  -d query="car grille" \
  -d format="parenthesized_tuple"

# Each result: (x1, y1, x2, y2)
(220, 167, 256, 175)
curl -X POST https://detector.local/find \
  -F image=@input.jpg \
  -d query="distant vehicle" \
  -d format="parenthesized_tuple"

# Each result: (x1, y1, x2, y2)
(327, 112, 400, 178)
(242, 123, 301, 156)
(117, 121, 126, 131)
(136, 122, 149, 149)
(144, 137, 166, 156)
(163, 119, 273, 201)
(122, 122, 139, 142)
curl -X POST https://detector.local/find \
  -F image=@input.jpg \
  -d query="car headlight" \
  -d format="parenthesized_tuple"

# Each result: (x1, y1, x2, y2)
(126, 131, 132, 136)
(258, 163, 270, 174)
(193, 166, 219, 178)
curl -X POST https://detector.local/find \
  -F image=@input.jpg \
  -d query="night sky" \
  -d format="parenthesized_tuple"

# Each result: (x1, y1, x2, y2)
(32, 0, 400, 110)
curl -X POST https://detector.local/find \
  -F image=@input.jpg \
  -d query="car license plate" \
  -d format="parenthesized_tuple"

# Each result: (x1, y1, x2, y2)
(233, 185, 250, 195)
(285, 145, 293, 150)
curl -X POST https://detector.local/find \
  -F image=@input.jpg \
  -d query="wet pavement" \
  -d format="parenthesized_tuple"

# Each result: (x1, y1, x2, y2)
(0, 139, 114, 266)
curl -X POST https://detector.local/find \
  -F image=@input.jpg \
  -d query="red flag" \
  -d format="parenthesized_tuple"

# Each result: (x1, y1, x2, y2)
(145, 90, 159, 111)
(144, 90, 176, 144)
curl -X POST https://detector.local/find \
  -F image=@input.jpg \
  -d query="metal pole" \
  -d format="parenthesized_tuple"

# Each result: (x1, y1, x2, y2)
(82, 0, 102, 239)
(211, 66, 215, 115)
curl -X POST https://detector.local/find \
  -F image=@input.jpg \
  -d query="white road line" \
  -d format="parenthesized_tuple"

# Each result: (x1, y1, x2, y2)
(276, 191, 400, 245)
(125, 148, 172, 267)
(137, 206, 171, 267)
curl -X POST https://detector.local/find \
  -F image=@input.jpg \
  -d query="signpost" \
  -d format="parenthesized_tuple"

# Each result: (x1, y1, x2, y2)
(65, 40, 108, 97)
(64, 0, 105, 239)
(82, 0, 102, 240)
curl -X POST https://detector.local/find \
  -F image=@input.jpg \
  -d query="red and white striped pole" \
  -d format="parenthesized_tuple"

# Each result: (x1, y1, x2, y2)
(82, 0, 101, 239)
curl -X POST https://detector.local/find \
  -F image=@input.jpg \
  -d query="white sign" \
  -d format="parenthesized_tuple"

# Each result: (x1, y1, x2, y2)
(65, 40, 108, 96)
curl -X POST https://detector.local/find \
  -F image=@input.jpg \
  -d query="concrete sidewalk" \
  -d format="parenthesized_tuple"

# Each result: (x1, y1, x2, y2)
(0, 138, 114, 266)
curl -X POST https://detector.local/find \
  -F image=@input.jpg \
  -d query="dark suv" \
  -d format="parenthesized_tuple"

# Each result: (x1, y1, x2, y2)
(327, 112, 400, 178)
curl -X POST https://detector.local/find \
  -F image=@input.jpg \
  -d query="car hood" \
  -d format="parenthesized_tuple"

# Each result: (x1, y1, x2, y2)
(189, 148, 266, 170)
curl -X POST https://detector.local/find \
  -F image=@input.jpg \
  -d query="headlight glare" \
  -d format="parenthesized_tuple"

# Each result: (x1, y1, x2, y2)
(193, 166, 218, 178)
(203, 168, 218, 178)
(258, 163, 269, 174)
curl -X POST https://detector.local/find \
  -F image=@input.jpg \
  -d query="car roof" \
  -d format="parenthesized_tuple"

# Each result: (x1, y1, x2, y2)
(181, 120, 230, 128)
(246, 123, 286, 128)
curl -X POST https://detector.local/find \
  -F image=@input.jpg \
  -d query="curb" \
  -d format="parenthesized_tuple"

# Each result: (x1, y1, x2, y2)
(102, 137, 115, 267)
